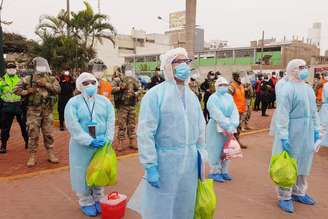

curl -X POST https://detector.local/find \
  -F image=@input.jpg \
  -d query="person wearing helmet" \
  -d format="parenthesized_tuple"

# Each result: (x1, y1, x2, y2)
(271, 59, 320, 213)
(14, 57, 61, 167)
(111, 67, 141, 152)
(189, 71, 202, 101)
(229, 72, 247, 149)
(206, 76, 239, 183)
(0, 62, 29, 153)
(128, 48, 206, 219)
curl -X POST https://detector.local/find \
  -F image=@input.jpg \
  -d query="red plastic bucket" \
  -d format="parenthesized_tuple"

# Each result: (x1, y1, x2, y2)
(100, 192, 127, 219)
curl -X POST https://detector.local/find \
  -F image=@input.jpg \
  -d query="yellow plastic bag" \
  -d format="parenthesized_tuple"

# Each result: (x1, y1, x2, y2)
(194, 179, 217, 219)
(86, 143, 118, 187)
(270, 151, 297, 188)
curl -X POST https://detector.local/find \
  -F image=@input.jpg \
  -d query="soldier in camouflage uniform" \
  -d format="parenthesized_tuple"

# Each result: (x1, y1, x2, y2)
(189, 74, 202, 101)
(112, 70, 141, 151)
(14, 57, 60, 167)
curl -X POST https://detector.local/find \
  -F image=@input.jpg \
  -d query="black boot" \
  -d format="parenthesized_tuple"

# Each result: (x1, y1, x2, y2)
(0, 142, 7, 153)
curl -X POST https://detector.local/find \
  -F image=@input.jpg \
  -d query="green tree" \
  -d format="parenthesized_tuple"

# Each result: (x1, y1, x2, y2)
(34, 1, 116, 70)
(67, 1, 116, 58)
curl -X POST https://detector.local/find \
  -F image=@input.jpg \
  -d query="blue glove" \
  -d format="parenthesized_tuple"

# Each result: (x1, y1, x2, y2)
(90, 135, 106, 148)
(146, 166, 160, 188)
(314, 130, 320, 142)
(281, 139, 290, 153)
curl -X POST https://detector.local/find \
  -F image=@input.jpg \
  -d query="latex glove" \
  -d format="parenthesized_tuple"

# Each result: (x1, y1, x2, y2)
(220, 117, 230, 130)
(314, 130, 320, 142)
(281, 139, 290, 153)
(90, 136, 106, 148)
(146, 166, 160, 188)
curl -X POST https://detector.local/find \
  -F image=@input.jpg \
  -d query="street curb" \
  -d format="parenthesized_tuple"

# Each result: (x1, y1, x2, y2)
(0, 129, 269, 182)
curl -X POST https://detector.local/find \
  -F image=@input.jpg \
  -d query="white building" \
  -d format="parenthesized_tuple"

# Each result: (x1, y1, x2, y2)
(95, 28, 172, 68)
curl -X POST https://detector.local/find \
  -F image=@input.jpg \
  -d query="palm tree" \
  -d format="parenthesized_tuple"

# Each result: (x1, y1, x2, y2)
(36, 9, 68, 37)
(68, 1, 116, 54)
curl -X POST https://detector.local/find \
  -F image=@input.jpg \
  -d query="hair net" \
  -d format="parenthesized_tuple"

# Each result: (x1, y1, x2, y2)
(286, 59, 306, 82)
(76, 72, 99, 92)
(215, 76, 229, 89)
(160, 47, 188, 81)
(32, 57, 51, 74)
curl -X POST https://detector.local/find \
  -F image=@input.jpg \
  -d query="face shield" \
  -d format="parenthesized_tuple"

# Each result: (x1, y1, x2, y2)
(32, 57, 51, 74)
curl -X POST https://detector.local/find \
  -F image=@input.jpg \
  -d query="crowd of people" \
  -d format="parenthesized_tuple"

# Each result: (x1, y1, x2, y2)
(0, 48, 328, 218)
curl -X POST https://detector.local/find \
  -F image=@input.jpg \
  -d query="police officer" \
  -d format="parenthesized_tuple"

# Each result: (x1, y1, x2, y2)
(0, 62, 28, 153)
(14, 57, 60, 167)
(111, 69, 140, 151)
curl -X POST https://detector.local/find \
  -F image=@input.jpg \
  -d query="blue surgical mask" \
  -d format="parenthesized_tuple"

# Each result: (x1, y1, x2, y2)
(216, 87, 228, 95)
(299, 69, 309, 81)
(84, 85, 97, 97)
(174, 63, 191, 81)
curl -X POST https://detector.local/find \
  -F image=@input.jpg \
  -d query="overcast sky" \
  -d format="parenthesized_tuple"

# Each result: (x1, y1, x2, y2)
(3, 0, 328, 53)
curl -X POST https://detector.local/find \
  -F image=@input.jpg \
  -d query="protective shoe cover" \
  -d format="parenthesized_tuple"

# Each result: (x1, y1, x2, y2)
(221, 173, 232, 181)
(95, 201, 102, 214)
(278, 200, 294, 213)
(292, 194, 315, 205)
(80, 205, 97, 217)
(208, 173, 225, 183)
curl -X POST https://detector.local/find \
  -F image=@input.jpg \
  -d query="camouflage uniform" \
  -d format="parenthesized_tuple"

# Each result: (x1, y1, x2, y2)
(14, 73, 60, 166)
(244, 83, 254, 129)
(189, 80, 202, 101)
(112, 74, 140, 151)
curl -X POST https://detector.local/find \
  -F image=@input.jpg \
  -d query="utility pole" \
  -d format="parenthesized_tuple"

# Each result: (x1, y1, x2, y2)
(0, 0, 5, 77)
(66, 0, 70, 36)
(98, 0, 101, 14)
(260, 30, 264, 74)
(185, 0, 196, 59)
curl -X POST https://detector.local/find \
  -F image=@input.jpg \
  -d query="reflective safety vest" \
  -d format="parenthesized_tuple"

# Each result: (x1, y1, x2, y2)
(0, 73, 21, 102)
(99, 79, 113, 101)
(316, 79, 327, 103)
(231, 81, 247, 113)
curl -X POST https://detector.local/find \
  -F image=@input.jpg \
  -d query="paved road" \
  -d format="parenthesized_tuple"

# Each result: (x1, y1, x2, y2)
(1, 131, 328, 219)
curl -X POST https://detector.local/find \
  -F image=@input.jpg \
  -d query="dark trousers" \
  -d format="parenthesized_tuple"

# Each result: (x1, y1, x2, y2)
(0, 103, 28, 144)
(58, 96, 71, 128)
(254, 93, 261, 110)
(261, 101, 269, 116)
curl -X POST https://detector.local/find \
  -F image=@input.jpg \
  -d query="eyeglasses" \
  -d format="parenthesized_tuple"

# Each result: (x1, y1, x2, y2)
(172, 59, 193, 64)
(299, 65, 308, 70)
(82, 80, 97, 86)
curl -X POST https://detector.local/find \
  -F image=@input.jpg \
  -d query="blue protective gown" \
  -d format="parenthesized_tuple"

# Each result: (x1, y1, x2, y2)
(272, 81, 320, 176)
(206, 92, 239, 172)
(133, 80, 206, 219)
(64, 94, 115, 193)
(319, 83, 328, 146)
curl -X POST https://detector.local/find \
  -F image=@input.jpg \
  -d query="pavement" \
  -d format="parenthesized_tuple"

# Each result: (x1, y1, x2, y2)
(1, 131, 328, 219)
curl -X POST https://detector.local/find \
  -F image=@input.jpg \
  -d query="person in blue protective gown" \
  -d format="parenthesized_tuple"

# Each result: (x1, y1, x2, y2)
(271, 59, 320, 213)
(127, 48, 206, 219)
(319, 75, 328, 147)
(64, 72, 115, 217)
(206, 76, 239, 183)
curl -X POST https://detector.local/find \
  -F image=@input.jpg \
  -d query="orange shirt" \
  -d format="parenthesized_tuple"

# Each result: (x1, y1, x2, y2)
(231, 81, 247, 113)
(99, 80, 113, 101)
(316, 79, 327, 103)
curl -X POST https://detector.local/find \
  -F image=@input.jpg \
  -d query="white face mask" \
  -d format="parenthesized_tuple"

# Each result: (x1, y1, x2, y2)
(64, 71, 70, 76)
(7, 68, 17, 75)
